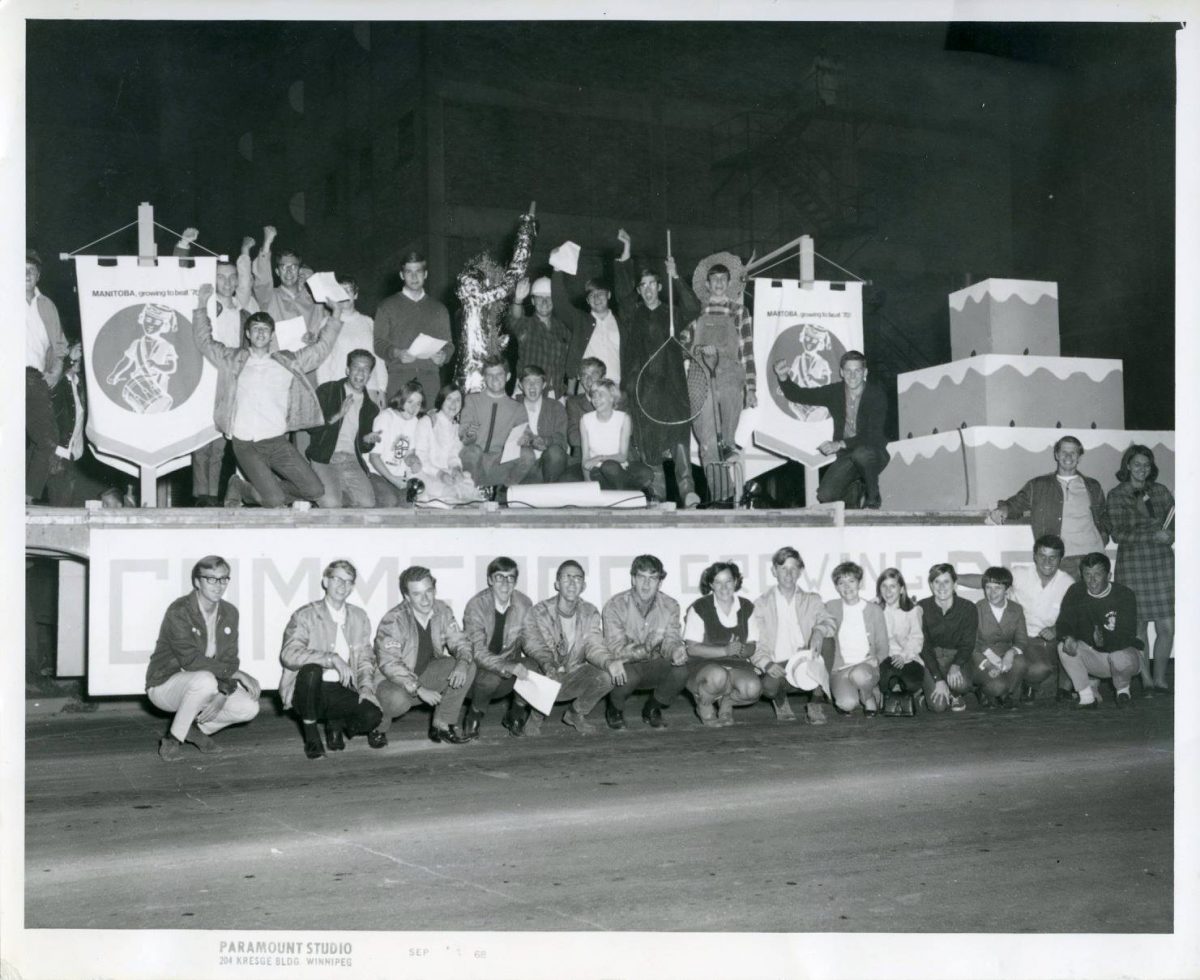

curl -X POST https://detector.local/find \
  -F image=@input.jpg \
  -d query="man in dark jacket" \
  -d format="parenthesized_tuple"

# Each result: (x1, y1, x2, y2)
(306, 348, 380, 508)
(771, 350, 890, 508)
(1055, 552, 1140, 708)
(989, 435, 1110, 581)
(614, 229, 701, 507)
(145, 555, 261, 761)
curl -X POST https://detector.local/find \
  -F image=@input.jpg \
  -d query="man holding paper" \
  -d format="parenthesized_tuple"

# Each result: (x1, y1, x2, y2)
(192, 283, 340, 508)
(461, 557, 533, 738)
(517, 561, 614, 736)
(601, 554, 691, 730)
(250, 225, 324, 335)
(313, 275, 388, 406)
(374, 250, 454, 402)
(549, 240, 624, 389)
(517, 365, 569, 483)
(751, 546, 837, 724)
(458, 357, 538, 490)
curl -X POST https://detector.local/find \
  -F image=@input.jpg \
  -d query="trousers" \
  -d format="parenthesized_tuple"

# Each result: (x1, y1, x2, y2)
(375, 657, 476, 731)
(608, 658, 690, 709)
(291, 663, 383, 734)
(816, 445, 890, 507)
(147, 669, 260, 742)
(231, 434, 325, 507)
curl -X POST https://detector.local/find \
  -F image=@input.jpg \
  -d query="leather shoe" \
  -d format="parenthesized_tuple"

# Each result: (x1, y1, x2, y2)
(304, 739, 325, 759)
(462, 709, 483, 740)
(429, 724, 474, 745)
(605, 703, 627, 730)
(367, 730, 387, 749)
(501, 705, 528, 737)
(642, 699, 667, 728)
(1116, 691, 1135, 709)
(325, 723, 346, 751)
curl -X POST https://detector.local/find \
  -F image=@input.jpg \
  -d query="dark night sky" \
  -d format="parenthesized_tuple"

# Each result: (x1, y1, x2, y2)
(25, 19, 1179, 430)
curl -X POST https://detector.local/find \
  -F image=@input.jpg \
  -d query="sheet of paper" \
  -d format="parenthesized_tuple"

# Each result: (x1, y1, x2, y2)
(549, 240, 580, 276)
(273, 316, 308, 352)
(500, 422, 529, 464)
(305, 271, 349, 304)
(405, 332, 449, 359)
(514, 670, 562, 717)
(770, 646, 812, 664)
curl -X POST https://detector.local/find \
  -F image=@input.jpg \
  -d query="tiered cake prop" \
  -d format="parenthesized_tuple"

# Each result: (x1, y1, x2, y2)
(878, 279, 1175, 510)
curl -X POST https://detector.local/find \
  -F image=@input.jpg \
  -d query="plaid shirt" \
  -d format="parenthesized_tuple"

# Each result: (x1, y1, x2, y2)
(506, 307, 572, 397)
(692, 296, 756, 392)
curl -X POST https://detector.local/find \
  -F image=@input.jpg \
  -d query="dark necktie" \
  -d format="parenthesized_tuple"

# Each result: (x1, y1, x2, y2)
(484, 403, 498, 453)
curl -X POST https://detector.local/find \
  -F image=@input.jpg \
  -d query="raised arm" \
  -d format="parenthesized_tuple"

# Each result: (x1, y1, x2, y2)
(251, 225, 278, 309)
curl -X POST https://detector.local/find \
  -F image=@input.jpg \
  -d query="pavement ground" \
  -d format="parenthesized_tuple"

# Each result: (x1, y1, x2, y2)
(24, 690, 1172, 933)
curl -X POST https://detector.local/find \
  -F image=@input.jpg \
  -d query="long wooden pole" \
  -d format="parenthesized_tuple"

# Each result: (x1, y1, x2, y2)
(666, 229, 674, 336)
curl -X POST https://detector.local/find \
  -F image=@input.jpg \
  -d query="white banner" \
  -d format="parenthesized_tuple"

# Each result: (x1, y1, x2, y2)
(751, 278, 864, 467)
(72, 255, 219, 467)
(88, 522, 1032, 695)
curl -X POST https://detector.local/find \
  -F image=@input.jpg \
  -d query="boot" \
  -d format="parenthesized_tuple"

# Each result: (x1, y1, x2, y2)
(302, 722, 325, 760)
(642, 696, 667, 729)
(462, 707, 484, 740)
(502, 702, 529, 736)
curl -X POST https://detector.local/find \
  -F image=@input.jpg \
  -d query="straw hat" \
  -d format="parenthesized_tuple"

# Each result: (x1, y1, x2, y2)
(692, 250, 748, 305)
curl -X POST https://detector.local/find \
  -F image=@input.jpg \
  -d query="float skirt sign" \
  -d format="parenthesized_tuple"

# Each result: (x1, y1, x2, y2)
(72, 255, 219, 466)
(751, 278, 864, 467)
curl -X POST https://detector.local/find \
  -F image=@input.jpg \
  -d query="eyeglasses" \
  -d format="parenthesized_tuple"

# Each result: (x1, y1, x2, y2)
(491, 573, 518, 583)
(328, 576, 355, 587)
(200, 575, 230, 585)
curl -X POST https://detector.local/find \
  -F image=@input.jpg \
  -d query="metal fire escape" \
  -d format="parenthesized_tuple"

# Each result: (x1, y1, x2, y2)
(710, 60, 930, 377)
(710, 59, 879, 267)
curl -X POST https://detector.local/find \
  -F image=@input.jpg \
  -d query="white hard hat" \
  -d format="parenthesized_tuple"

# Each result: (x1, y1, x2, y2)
(531, 277, 552, 298)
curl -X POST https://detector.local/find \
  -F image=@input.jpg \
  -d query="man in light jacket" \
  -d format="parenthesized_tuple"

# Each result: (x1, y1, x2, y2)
(752, 546, 837, 724)
(370, 566, 476, 746)
(193, 282, 341, 507)
(461, 557, 533, 738)
(279, 560, 380, 759)
(518, 561, 613, 736)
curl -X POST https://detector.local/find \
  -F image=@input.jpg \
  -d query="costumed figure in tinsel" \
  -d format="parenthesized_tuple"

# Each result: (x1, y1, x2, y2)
(455, 203, 538, 392)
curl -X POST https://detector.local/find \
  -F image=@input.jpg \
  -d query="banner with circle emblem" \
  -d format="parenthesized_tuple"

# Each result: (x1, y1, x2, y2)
(72, 255, 219, 467)
(751, 278, 864, 467)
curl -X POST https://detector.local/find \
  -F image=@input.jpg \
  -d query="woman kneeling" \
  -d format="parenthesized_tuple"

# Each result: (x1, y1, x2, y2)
(824, 562, 888, 716)
(970, 566, 1029, 709)
(684, 562, 761, 727)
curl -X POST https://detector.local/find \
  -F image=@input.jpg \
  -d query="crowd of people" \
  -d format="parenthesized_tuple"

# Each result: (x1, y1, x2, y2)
(145, 527, 1169, 762)
(25, 224, 896, 510)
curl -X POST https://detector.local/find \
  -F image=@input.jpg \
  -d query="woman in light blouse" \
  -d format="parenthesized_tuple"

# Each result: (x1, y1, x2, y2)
(874, 568, 925, 712)
(683, 561, 761, 727)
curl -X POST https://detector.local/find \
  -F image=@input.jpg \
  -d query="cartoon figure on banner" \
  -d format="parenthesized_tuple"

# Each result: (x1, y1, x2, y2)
(767, 321, 847, 422)
(793, 324, 834, 387)
(92, 302, 204, 415)
(103, 303, 181, 413)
